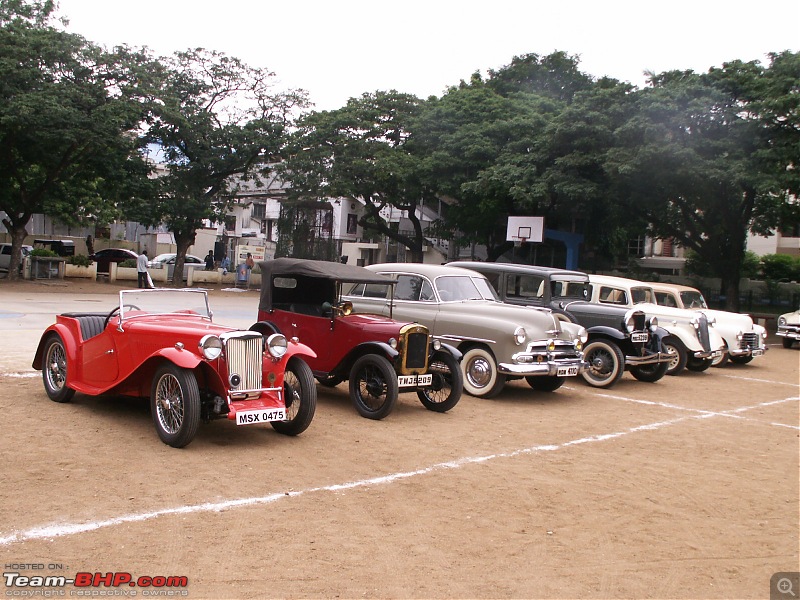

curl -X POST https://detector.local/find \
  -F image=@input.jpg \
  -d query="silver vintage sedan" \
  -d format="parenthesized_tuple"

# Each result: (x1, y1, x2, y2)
(344, 263, 588, 398)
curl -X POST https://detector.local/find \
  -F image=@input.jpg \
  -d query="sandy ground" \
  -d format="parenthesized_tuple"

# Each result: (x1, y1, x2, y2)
(0, 278, 798, 599)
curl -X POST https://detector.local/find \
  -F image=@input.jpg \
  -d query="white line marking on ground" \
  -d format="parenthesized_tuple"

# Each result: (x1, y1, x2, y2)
(1, 371, 38, 378)
(2, 395, 796, 547)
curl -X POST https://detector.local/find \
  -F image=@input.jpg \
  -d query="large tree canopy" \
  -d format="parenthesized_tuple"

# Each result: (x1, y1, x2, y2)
(132, 48, 308, 284)
(0, 0, 152, 278)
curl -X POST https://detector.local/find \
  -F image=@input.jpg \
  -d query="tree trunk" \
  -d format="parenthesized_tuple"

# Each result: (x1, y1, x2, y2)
(2, 220, 31, 282)
(171, 234, 195, 288)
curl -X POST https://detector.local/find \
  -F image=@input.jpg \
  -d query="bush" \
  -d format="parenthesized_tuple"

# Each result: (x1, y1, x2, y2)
(119, 259, 137, 268)
(67, 254, 92, 267)
(760, 253, 799, 281)
(30, 248, 58, 257)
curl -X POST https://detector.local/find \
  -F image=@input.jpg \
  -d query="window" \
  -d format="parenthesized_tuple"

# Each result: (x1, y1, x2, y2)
(599, 287, 627, 304)
(506, 274, 545, 302)
(395, 275, 434, 301)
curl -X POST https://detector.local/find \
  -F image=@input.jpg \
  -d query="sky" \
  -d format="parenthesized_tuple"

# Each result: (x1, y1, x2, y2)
(54, 0, 799, 111)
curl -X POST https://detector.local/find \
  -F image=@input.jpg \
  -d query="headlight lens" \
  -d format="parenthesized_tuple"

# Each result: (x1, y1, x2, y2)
(649, 316, 659, 332)
(199, 335, 223, 360)
(432, 339, 442, 351)
(266, 333, 288, 359)
(514, 327, 527, 345)
(706, 314, 716, 326)
(577, 327, 588, 345)
(779, 316, 787, 326)
(388, 337, 398, 349)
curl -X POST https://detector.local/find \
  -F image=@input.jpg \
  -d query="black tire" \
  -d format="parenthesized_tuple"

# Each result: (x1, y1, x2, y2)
(783, 338, 795, 349)
(417, 351, 463, 413)
(686, 357, 713, 372)
(462, 346, 506, 398)
(316, 375, 344, 388)
(525, 375, 565, 392)
(729, 354, 754, 365)
(272, 358, 316, 436)
(349, 354, 398, 419)
(42, 334, 75, 403)
(662, 337, 688, 376)
(150, 363, 201, 448)
(629, 360, 669, 383)
(580, 339, 625, 388)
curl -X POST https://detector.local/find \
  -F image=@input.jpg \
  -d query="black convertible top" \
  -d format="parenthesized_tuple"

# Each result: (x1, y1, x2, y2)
(258, 258, 394, 312)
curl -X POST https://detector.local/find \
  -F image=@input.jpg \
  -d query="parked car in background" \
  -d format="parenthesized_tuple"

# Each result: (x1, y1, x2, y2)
(776, 309, 800, 348)
(0, 243, 33, 273)
(450, 262, 671, 388)
(587, 274, 726, 376)
(33, 239, 75, 256)
(649, 282, 767, 366)
(147, 253, 204, 281)
(345, 263, 588, 398)
(90, 248, 139, 274)
(32, 288, 317, 447)
(253, 258, 463, 420)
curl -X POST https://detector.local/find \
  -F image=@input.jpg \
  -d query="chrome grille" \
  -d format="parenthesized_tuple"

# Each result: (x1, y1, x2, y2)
(695, 314, 711, 351)
(739, 332, 759, 351)
(632, 311, 646, 331)
(399, 324, 429, 373)
(223, 332, 263, 393)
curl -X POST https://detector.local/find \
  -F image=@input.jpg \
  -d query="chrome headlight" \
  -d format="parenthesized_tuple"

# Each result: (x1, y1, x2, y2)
(761, 330, 768, 339)
(199, 335, 223, 360)
(432, 339, 442, 351)
(779, 316, 787, 326)
(266, 333, 288, 359)
(691, 316, 701, 329)
(577, 327, 588, 345)
(736, 330, 744, 341)
(513, 327, 527, 345)
(388, 337, 398, 349)
(649, 316, 659, 332)
(706, 314, 716, 326)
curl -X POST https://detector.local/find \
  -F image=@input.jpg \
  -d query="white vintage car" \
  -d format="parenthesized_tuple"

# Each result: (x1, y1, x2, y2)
(587, 275, 726, 376)
(344, 263, 589, 398)
(649, 282, 767, 366)
(776, 309, 800, 349)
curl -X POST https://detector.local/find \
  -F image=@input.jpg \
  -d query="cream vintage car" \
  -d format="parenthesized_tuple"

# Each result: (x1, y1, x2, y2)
(649, 282, 767, 366)
(344, 263, 589, 398)
(777, 309, 800, 349)
(587, 275, 726, 375)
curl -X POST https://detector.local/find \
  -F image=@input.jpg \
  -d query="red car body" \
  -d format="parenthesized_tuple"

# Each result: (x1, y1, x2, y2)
(32, 289, 317, 447)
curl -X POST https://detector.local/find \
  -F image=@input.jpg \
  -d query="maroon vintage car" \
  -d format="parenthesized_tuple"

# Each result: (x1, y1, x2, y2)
(32, 288, 317, 447)
(252, 258, 463, 420)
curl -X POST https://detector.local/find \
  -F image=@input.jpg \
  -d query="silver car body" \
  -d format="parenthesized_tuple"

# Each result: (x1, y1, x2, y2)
(0, 243, 32, 272)
(776, 309, 800, 347)
(147, 253, 204, 281)
(344, 263, 588, 397)
(649, 282, 767, 362)
(588, 275, 726, 362)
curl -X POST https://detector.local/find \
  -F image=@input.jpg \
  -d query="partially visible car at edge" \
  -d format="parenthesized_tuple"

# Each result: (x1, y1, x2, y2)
(147, 253, 204, 281)
(449, 262, 671, 388)
(649, 282, 767, 366)
(253, 258, 464, 420)
(90, 248, 139, 274)
(32, 288, 317, 447)
(344, 263, 588, 398)
(776, 309, 800, 349)
(587, 274, 726, 376)
(0, 243, 33, 273)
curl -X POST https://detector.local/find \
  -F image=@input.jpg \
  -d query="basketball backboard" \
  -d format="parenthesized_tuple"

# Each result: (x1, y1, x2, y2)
(506, 216, 544, 243)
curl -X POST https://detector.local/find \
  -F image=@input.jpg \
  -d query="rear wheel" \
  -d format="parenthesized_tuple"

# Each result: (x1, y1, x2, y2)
(525, 375, 565, 392)
(417, 351, 463, 413)
(462, 346, 506, 398)
(42, 334, 75, 403)
(662, 337, 687, 376)
(150, 363, 201, 448)
(349, 354, 398, 419)
(272, 358, 317, 436)
(580, 339, 625, 388)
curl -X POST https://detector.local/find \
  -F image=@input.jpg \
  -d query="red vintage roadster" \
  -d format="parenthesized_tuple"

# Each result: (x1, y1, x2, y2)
(32, 289, 317, 447)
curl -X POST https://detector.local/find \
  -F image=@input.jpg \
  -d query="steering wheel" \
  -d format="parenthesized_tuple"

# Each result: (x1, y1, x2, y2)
(104, 304, 141, 329)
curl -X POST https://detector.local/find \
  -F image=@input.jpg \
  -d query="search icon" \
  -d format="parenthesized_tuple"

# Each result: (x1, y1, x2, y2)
(778, 577, 796, 597)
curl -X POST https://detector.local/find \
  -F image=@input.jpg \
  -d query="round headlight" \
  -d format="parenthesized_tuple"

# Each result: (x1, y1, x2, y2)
(199, 335, 223, 360)
(266, 333, 288, 359)
(778, 316, 787, 326)
(513, 327, 527, 345)
(706, 314, 716, 326)
(432, 339, 442, 351)
(577, 327, 588, 344)
(388, 337, 398, 349)
(649, 316, 659, 332)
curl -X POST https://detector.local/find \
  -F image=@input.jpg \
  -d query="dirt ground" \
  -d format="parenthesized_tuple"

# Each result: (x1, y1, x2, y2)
(0, 279, 798, 599)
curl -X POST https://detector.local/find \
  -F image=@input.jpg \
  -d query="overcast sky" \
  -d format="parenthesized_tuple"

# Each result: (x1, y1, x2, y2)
(55, 0, 799, 111)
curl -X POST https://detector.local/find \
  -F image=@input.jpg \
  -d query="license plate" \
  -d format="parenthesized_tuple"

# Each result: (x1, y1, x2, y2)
(751, 349, 764, 357)
(236, 408, 286, 426)
(630, 332, 649, 343)
(397, 374, 433, 387)
(711, 350, 722, 358)
(556, 366, 579, 377)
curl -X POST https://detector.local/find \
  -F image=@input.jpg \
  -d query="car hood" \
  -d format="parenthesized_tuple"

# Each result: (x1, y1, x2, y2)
(122, 315, 237, 337)
(414, 299, 563, 332)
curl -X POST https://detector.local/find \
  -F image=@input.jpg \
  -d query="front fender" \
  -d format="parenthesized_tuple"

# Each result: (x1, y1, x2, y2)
(283, 339, 318, 362)
(585, 325, 627, 342)
(433, 342, 462, 362)
(151, 346, 204, 370)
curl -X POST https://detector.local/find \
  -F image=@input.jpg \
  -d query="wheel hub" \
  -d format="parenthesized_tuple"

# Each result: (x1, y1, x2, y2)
(468, 358, 491, 387)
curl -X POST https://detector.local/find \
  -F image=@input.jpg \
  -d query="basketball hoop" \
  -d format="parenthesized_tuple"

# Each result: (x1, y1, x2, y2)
(513, 237, 528, 248)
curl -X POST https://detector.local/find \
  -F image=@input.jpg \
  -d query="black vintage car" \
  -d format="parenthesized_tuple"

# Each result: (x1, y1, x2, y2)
(449, 262, 671, 388)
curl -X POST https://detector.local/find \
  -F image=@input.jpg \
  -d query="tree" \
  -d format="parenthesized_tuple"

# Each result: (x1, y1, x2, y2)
(136, 48, 308, 284)
(280, 91, 429, 262)
(608, 53, 800, 310)
(0, 0, 153, 279)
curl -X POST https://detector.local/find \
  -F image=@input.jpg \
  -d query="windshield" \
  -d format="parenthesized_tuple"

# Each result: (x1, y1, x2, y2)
(118, 289, 212, 320)
(435, 275, 498, 302)
(631, 287, 656, 304)
(680, 290, 708, 309)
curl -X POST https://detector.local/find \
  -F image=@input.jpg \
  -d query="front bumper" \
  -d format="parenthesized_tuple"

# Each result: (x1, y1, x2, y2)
(776, 327, 800, 341)
(691, 348, 723, 360)
(226, 387, 284, 421)
(502, 357, 588, 377)
(625, 351, 672, 366)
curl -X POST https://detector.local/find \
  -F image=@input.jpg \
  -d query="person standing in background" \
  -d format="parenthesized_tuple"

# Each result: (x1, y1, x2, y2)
(85, 234, 94, 256)
(137, 250, 149, 288)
